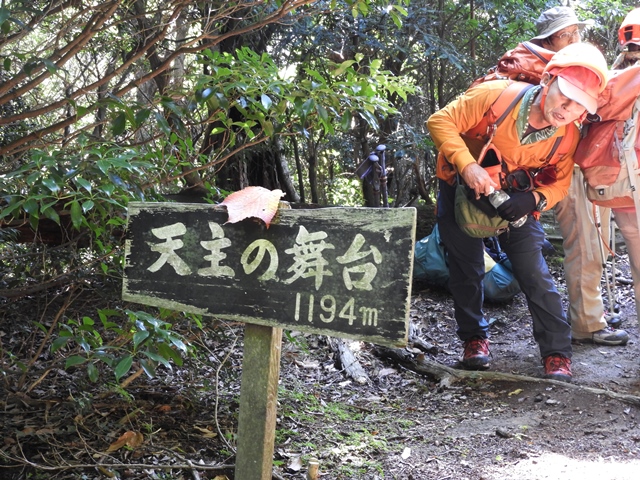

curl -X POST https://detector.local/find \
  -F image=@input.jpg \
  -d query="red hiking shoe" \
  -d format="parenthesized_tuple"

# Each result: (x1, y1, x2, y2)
(543, 354, 572, 383)
(462, 337, 490, 369)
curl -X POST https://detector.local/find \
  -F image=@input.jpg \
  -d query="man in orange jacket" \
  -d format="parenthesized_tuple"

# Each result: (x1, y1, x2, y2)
(426, 43, 608, 382)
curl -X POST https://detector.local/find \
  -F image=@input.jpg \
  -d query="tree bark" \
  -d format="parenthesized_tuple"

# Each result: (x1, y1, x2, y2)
(274, 137, 300, 202)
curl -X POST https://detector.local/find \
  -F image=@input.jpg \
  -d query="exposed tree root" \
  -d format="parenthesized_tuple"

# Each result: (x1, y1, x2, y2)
(376, 347, 640, 407)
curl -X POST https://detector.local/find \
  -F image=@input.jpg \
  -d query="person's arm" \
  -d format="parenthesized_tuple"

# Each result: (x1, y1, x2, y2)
(427, 82, 507, 197)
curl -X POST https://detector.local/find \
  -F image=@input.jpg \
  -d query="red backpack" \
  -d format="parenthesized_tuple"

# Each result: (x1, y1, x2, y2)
(469, 41, 554, 89)
(573, 64, 640, 208)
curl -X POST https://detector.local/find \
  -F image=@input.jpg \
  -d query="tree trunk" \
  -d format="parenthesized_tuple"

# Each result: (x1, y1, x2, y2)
(273, 137, 300, 202)
(292, 138, 306, 204)
(308, 151, 319, 204)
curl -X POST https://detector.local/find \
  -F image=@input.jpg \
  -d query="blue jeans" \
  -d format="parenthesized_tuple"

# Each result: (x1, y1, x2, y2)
(436, 180, 571, 359)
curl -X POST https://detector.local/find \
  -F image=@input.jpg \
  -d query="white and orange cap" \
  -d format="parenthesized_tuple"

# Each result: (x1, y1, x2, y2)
(543, 43, 608, 114)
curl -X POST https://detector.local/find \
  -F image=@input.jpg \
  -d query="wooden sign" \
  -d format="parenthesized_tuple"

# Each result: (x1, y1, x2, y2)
(122, 201, 416, 479)
(122, 202, 416, 347)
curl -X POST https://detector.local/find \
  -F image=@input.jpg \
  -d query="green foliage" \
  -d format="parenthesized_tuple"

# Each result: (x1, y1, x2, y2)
(52, 309, 190, 383)
(276, 381, 391, 476)
(278, 384, 364, 424)
(1, 45, 412, 233)
(580, 0, 638, 61)
(0, 145, 152, 247)
(189, 47, 412, 143)
(326, 176, 363, 206)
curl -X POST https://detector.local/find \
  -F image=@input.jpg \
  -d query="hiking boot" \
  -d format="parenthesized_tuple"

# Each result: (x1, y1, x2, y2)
(572, 327, 629, 346)
(462, 337, 490, 369)
(543, 354, 572, 383)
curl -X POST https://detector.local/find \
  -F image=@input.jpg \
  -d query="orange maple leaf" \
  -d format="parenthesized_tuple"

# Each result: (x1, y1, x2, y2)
(221, 186, 284, 228)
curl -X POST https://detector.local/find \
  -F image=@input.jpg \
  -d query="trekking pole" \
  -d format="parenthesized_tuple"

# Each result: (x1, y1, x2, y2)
(376, 144, 389, 207)
(367, 151, 381, 207)
(594, 206, 620, 325)
(354, 144, 388, 207)
(607, 212, 621, 321)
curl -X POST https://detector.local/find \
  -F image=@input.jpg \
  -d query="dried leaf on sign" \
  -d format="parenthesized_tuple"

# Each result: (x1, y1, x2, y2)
(221, 186, 284, 228)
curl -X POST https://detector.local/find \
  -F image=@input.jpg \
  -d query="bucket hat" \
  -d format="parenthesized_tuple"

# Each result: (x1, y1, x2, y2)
(532, 6, 592, 40)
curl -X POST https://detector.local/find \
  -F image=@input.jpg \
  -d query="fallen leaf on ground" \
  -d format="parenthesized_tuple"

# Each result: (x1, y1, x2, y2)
(287, 455, 303, 471)
(105, 431, 144, 452)
(193, 426, 218, 438)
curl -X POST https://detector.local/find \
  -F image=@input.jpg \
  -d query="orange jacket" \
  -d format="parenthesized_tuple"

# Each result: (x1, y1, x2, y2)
(427, 80, 579, 209)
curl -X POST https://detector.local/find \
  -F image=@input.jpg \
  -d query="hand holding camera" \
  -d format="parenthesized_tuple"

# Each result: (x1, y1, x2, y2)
(494, 191, 536, 222)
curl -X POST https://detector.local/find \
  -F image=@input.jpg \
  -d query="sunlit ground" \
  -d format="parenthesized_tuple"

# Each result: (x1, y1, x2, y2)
(484, 453, 640, 480)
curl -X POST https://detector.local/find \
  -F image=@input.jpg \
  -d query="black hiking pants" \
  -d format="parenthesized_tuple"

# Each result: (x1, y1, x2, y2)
(436, 180, 572, 359)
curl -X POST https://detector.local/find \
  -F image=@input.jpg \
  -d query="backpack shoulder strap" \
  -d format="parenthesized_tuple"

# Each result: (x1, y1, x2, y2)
(543, 122, 576, 166)
(465, 82, 535, 142)
(492, 82, 534, 127)
(521, 41, 552, 65)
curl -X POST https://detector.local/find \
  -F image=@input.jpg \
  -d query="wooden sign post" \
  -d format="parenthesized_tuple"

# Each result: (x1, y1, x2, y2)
(122, 203, 416, 479)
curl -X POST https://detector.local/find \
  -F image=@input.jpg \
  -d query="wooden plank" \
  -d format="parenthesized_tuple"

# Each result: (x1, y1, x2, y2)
(122, 203, 416, 347)
(235, 324, 282, 480)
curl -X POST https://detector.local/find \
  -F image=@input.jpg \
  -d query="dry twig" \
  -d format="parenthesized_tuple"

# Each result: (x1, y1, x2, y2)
(21, 285, 80, 390)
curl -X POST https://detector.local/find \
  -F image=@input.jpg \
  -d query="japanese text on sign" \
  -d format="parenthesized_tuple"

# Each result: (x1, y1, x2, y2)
(146, 222, 382, 291)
